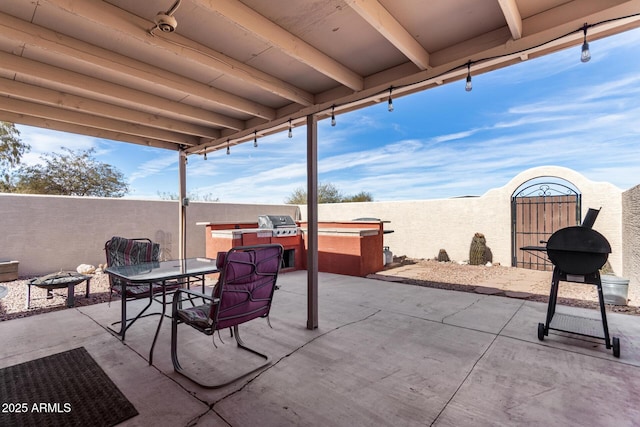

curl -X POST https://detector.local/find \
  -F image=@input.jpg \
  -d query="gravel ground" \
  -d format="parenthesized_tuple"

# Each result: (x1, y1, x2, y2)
(2, 259, 638, 321)
(378, 257, 640, 316)
(0, 272, 115, 321)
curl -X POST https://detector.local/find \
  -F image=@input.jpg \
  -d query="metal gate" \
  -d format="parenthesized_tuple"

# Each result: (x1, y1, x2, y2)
(511, 182, 581, 271)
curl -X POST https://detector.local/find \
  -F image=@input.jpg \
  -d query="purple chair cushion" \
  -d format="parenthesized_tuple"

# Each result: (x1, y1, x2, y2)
(176, 303, 212, 329)
(209, 245, 281, 330)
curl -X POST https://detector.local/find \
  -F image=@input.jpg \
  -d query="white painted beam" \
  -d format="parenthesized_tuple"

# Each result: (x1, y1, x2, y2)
(0, 110, 178, 151)
(498, 0, 523, 40)
(34, 0, 314, 107)
(1, 96, 200, 145)
(0, 78, 221, 139)
(0, 52, 245, 131)
(345, 0, 430, 70)
(0, 12, 276, 121)
(193, 0, 364, 91)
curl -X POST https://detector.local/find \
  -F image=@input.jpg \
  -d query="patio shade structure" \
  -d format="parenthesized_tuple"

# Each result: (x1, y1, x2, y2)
(1, 0, 639, 329)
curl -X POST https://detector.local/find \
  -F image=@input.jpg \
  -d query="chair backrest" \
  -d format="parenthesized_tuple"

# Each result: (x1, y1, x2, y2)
(210, 244, 284, 330)
(105, 236, 160, 287)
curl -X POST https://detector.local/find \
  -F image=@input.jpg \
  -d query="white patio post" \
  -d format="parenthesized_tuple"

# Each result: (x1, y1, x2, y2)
(306, 114, 319, 329)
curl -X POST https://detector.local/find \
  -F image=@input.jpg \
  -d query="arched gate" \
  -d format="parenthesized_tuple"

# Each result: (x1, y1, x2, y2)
(511, 181, 581, 271)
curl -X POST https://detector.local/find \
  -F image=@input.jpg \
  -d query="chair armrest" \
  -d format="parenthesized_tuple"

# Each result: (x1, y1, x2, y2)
(171, 288, 219, 316)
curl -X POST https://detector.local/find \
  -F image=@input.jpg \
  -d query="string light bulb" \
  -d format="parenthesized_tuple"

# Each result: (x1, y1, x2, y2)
(254, 130, 258, 147)
(581, 23, 591, 63)
(465, 62, 473, 92)
(226, 139, 230, 155)
(331, 106, 336, 126)
(288, 119, 293, 138)
(387, 88, 394, 112)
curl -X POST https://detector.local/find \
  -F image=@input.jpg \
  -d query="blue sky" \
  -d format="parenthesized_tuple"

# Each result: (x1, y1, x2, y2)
(15, 27, 640, 203)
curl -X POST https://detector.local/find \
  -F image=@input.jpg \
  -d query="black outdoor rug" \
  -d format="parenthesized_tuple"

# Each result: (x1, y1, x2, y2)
(0, 347, 138, 427)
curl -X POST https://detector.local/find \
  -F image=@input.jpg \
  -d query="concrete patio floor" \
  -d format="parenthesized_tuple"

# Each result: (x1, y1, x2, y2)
(1, 270, 639, 426)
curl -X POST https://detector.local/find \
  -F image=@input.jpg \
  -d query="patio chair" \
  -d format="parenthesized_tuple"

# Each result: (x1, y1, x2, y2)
(170, 243, 284, 388)
(105, 236, 182, 337)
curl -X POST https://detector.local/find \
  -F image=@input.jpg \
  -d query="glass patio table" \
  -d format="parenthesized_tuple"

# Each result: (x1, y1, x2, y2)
(105, 257, 218, 364)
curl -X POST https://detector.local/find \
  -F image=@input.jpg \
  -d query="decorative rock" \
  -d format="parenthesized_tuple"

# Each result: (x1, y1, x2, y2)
(504, 291, 533, 299)
(485, 261, 493, 267)
(437, 249, 450, 262)
(76, 264, 96, 274)
(474, 286, 504, 295)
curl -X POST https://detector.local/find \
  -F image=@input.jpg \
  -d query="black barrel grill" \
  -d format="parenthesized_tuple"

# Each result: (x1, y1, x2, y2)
(521, 208, 620, 357)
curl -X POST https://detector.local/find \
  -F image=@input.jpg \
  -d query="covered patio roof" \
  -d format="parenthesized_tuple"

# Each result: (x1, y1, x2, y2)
(2, 0, 640, 330)
(1, 0, 640, 154)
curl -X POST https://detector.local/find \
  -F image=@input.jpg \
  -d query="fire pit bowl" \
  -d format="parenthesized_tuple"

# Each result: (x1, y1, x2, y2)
(546, 226, 611, 275)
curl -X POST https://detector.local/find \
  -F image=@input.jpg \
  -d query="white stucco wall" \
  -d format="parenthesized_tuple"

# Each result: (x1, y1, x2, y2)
(299, 166, 624, 275)
(0, 194, 298, 275)
(622, 185, 640, 285)
(0, 166, 632, 286)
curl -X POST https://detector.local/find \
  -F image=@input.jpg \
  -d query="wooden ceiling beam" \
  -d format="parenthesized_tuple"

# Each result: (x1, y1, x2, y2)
(0, 96, 201, 145)
(0, 51, 245, 131)
(345, 0, 431, 70)
(0, 11, 276, 121)
(193, 0, 364, 91)
(0, 78, 221, 139)
(498, 0, 523, 40)
(0, 110, 179, 151)
(35, 0, 314, 107)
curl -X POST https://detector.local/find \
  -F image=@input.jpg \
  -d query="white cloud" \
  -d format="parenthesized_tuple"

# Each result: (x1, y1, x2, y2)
(15, 125, 98, 165)
(128, 154, 177, 183)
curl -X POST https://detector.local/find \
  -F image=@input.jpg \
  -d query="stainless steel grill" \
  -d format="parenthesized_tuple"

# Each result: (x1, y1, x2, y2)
(257, 215, 299, 237)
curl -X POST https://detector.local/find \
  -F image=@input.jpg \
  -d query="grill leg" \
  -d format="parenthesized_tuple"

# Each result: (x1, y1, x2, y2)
(594, 272, 612, 349)
(542, 267, 561, 336)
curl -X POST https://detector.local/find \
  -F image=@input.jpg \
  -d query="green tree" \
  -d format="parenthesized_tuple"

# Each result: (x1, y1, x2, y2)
(0, 122, 30, 192)
(285, 183, 373, 204)
(157, 191, 219, 202)
(342, 191, 374, 202)
(14, 147, 129, 197)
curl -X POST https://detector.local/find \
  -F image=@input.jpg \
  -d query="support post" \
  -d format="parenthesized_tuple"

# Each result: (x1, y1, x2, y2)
(306, 114, 318, 329)
(178, 149, 187, 261)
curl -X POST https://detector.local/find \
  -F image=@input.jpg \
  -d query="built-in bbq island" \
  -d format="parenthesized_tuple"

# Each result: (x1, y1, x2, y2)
(198, 216, 388, 277)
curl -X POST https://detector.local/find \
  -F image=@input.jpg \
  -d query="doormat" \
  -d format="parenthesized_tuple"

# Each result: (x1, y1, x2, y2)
(0, 347, 138, 427)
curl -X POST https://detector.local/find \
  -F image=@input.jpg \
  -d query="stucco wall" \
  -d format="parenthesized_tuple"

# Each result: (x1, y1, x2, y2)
(0, 193, 298, 275)
(622, 185, 640, 285)
(300, 166, 624, 276)
(0, 166, 632, 287)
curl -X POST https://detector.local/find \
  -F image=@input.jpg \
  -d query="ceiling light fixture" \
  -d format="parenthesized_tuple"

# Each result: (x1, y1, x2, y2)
(254, 130, 258, 147)
(331, 106, 336, 126)
(581, 23, 591, 63)
(149, 0, 181, 35)
(226, 139, 230, 155)
(387, 87, 394, 112)
(288, 119, 293, 138)
(465, 61, 473, 92)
